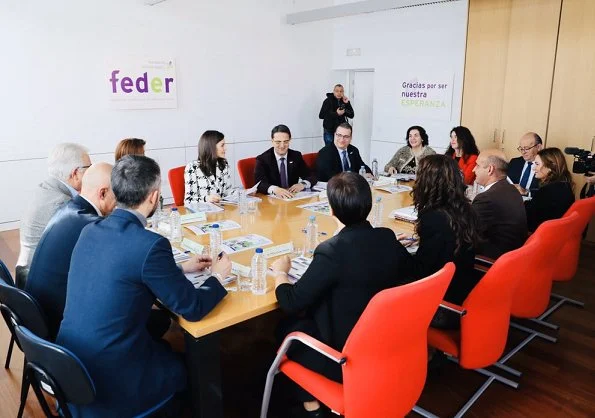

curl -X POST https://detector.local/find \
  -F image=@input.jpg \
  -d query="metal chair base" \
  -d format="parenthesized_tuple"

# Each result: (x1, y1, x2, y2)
(4, 335, 14, 369)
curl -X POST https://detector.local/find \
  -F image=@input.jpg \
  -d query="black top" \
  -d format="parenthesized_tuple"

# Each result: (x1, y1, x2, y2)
(318, 93, 354, 132)
(525, 181, 575, 232)
(254, 148, 316, 194)
(405, 210, 479, 305)
(276, 221, 411, 351)
(508, 156, 540, 193)
(316, 142, 371, 182)
(472, 179, 528, 259)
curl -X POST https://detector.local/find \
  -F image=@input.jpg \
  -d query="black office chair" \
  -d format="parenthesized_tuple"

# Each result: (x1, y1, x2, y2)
(0, 275, 50, 418)
(0, 258, 16, 369)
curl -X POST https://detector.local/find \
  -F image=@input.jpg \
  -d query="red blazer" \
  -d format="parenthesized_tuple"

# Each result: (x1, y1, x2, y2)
(453, 153, 478, 185)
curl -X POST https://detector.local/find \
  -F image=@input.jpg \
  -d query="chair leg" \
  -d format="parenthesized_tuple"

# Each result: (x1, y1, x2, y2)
(510, 322, 557, 343)
(528, 317, 559, 331)
(454, 376, 496, 418)
(17, 358, 29, 418)
(491, 361, 522, 377)
(550, 292, 585, 308)
(260, 366, 279, 418)
(5, 335, 14, 369)
(412, 405, 440, 418)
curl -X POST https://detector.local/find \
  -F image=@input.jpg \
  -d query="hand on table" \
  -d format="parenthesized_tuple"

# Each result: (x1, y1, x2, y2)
(272, 186, 294, 199)
(182, 255, 212, 274)
(288, 183, 305, 193)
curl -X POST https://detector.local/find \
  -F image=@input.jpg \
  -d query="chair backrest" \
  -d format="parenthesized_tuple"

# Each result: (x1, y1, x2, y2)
(514, 213, 578, 317)
(302, 152, 318, 171)
(459, 238, 540, 369)
(0, 278, 49, 341)
(168, 166, 186, 207)
(0, 258, 15, 287)
(237, 157, 257, 189)
(555, 197, 595, 281)
(13, 324, 96, 406)
(341, 263, 454, 418)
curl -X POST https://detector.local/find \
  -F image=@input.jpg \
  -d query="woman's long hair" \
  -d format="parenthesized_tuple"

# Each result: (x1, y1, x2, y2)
(445, 126, 479, 161)
(198, 130, 227, 177)
(537, 147, 575, 191)
(413, 154, 479, 254)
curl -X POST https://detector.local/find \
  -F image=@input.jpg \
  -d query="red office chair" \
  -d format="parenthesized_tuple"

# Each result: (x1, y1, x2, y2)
(260, 263, 455, 418)
(302, 153, 318, 172)
(168, 166, 185, 207)
(237, 157, 257, 189)
(414, 240, 539, 418)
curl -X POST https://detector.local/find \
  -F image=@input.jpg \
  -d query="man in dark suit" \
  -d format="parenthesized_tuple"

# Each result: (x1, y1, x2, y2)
(26, 163, 115, 338)
(271, 172, 411, 417)
(254, 124, 317, 199)
(472, 149, 528, 259)
(316, 122, 371, 182)
(56, 155, 231, 418)
(508, 132, 543, 196)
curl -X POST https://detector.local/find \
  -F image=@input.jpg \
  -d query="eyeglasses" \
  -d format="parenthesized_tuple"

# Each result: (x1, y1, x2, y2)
(335, 133, 351, 139)
(76, 165, 91, 172)
(272, 140, 290, 146)
(517, 144, 539, 153)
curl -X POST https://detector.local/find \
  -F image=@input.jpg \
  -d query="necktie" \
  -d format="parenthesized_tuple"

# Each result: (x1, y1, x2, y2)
(342, 150, 349, 172)
(519, 161, 533, 189)
(280, 157, 288, 188)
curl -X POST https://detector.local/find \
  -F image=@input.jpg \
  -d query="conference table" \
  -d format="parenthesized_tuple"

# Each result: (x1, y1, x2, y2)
(173, 182, 415, 418)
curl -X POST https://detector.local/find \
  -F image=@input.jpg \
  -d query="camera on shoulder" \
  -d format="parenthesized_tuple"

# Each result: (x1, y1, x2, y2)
(564, 147, 594, 175)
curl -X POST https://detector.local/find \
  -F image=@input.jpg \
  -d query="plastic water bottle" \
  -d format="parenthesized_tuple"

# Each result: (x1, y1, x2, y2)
(169, 208, 182, 243)
(209, 224, 222, 259)
(305, 215, 318, 257)
(359, 166, 366, 177)
(238, 189, 248, 214)
(372, 196, 383, 227)
(251, 248, 267, 295)
(372, 158, 379, 180)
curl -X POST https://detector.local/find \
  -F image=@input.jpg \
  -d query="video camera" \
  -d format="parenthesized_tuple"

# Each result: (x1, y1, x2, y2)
(564, 147, 594, 175)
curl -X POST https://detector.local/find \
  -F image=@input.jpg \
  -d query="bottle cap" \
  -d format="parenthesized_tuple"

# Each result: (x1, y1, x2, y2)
(376, 196, 382, 202)
(255, 248, 263, 253)
(211, 224, 220, 229)
(171, 207, 178, 211)
(309, 215, 316, 221)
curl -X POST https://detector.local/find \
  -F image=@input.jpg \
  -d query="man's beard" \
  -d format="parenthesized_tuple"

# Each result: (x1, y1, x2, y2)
(147, 198, 159, 218)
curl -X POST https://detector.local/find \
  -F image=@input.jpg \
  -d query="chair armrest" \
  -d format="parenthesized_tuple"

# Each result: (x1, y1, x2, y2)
(475, 254, 495, 267)
(278, 331, 346, 364)
(439, 301, 467, 317)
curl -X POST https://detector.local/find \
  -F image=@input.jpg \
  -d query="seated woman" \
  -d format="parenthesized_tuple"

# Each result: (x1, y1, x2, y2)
(384, 125, 436, 174)
(115, 138, 146, 161)
(271, 172, 411, 417)
(406, 154, 480, 329)
(445, 126, 479, 185)
(525, 147, 575, 232)
(184, 130, 232, 204)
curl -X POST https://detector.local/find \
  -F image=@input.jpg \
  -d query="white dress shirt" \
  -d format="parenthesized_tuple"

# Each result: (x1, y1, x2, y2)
(267, 151, 311, 194)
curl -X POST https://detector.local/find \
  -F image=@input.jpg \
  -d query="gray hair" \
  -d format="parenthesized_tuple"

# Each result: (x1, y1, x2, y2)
(47, 143, 89, 181)
(112, 155, 161, 208)
(486, 154, 509, 175)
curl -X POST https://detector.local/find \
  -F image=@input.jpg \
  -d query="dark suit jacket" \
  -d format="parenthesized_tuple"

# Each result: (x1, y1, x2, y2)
(508, 157, 540, 192)
(56, 209, 227, 418)
(472, 179, 528, 259)
(254, 148, 316, 194)
(316, 143, 371, 182)
(404, 210, 478, 305)
(276, 221, 410, 353)
(525, 181, 575, 232)
(25, 195, 101, 338)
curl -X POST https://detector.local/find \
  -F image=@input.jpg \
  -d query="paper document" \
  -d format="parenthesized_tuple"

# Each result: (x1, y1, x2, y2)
(172, 247, 191, 263)
(389, 205, 418, 223)
(220, 234, 273, 254)
(185, 202, 224, 213)
(286, 256, 313, 283)
(270, 190, 319, 201)
(375, 185, 413, 194)
(185, 271, 236, 288)
(297, 200, 332, 216)
(186, 220, 241, 236)
(180, 212, 207, 224)
(263, 242, 293, 258)
(311, 181, 327, 191)
(221, 184, 262, 204)
(373, 177, 394, 187)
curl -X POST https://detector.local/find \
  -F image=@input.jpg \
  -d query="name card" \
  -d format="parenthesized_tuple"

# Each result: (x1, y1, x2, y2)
(232, 262, 251, 277)
(263, 242, 294, 259)
(181, 238, 204, 254)
(180, 212, 207, 224)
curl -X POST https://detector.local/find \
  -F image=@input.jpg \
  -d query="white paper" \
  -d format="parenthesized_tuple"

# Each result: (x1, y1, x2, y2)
(263, 242, 294, 258)
(311, 181, 327, 191)
(185, 271, 236, 288)
(180, 211, 207, 224)
(186, 220, 241, 236)
(270, 190, 319, 202)
(172, 247, 191, 263)
(297, 200, 332, 216)
(389, 205, 418, 222)
(181, 238, 204, 254)
(220, 234, 273, 254)
(221, 184, 262, 204)
(287, 256, 313, 283)
(375, 185, 413, 194)
(185, 202, 224, 213)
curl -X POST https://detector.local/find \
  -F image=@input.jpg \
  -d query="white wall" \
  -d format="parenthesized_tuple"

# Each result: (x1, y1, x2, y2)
(331, 0, 468, 169)
(0, 0, 335, 230)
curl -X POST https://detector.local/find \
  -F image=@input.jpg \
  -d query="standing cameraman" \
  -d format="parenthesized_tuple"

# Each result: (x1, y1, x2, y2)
(319, 84, 354, 146)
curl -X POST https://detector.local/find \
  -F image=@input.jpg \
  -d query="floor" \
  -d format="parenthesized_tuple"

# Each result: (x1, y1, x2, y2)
(1, 228, 594, 418)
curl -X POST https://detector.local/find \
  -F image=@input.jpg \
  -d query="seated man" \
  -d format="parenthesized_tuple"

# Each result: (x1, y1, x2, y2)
(56, 155, 231, 417)
(472, 149, 528, 259)
(255, 124, 317, 199)
(508, 132, 542, 196)
(26, 163, 116, 338)
(16, 142, 90, 287)
(271, 172, 411, 417)
(316, 122, 371, 182)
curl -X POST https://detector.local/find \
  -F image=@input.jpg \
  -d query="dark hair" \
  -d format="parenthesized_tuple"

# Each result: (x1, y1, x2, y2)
(327, 172, 372, 225)
(271, 124, 292, 139)
(532, 133, 543, 145)
(198, 130, 227, 178)
(537, 147, 575, 190)
(115, 138, 146, 161)
(112, 155, 160, 208)
(334, 84, 344, 89)
(446, 126, 479, 161)
(406, 126, 429, 147)
(413, 155, 479, 254)
(335, 122, 353, 134)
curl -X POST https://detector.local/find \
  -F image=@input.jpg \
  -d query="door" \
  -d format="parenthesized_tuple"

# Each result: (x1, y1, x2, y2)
(350, 70, 374, 164)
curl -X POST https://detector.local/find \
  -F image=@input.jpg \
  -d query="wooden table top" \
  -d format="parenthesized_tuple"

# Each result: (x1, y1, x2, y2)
(176, 183, 415, 338)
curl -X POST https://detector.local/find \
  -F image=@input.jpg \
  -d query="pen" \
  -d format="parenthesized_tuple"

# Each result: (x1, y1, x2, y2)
(217, 251, 224, 260)
(301, 229, 328, 236)
(399, 237, 417, 242)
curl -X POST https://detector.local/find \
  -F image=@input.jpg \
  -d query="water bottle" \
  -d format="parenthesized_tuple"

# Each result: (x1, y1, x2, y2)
(169, 208, 182, 243)
(359, 166, 366, 177)
(209, 224, 222, 259)
(372, 196, 383, 227)
(372, 158, 379, 180)
(238, 189, 248, 214)
(251, 248, 267, 295)
(152, 203, 163, 231)
(305, 215, 318, 257)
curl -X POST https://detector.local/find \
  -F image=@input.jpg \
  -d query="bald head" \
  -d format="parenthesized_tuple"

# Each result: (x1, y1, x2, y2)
(519, 132, 543, 161)
(473, 149, 508, 186)
(81, 162, 116, 216)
